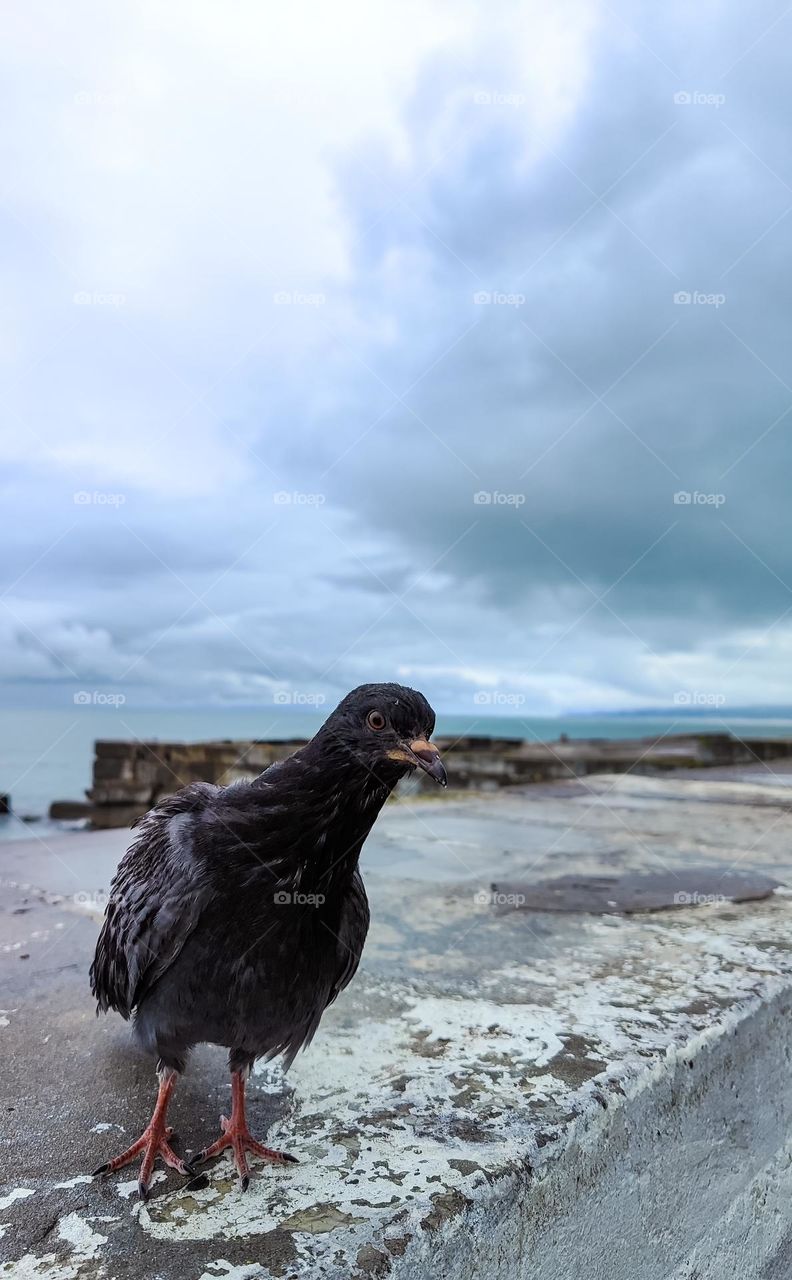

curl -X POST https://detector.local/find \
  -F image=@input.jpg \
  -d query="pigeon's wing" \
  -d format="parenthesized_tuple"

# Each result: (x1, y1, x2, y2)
(325, 870, 370, 1008)
(90, 783, 218, 1018)
(274, 871, 371, 1071)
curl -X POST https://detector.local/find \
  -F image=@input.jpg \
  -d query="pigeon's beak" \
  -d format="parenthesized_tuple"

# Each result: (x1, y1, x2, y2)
(404, 738, 447, 787)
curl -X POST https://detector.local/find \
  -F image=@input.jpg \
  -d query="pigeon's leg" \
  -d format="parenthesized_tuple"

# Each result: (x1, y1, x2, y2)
(195, 1068, 298, 1190)
(92, 1068, 193, 1199)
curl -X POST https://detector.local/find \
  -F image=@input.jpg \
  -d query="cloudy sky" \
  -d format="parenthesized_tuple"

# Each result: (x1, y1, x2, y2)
(2, 0, 792, 716)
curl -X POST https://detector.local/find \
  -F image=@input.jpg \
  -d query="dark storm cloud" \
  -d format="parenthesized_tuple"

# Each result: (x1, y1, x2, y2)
(294, 1, 792, 644)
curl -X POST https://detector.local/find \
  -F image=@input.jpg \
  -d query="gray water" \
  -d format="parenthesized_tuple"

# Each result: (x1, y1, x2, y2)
(2, 706, 792, 838)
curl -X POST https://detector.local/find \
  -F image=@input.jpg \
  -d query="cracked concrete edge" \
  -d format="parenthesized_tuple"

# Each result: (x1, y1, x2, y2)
(5, 984, 791, 1280)
(6, 932, 792, 1278)
(363, 985, 792, 1280)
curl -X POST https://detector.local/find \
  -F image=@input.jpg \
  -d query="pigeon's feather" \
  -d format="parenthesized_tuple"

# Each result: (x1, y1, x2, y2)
(90, 783, 218, 1018)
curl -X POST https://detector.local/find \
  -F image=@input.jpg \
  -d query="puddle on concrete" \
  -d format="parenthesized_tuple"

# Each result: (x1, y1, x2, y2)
(492, 867, 781, 914)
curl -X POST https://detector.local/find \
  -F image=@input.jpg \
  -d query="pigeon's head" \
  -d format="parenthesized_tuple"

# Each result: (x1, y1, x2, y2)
(319, 682, 447, 787)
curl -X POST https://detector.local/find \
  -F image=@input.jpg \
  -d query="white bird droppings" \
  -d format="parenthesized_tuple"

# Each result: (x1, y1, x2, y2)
(0, 1187, 35, 1212)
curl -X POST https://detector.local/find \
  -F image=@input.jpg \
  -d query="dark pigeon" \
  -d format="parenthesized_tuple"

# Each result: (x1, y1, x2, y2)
(89, 682, 446, 1196)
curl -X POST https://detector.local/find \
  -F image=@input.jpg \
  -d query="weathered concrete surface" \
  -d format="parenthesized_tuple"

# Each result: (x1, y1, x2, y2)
(3, 773, 792, 1277)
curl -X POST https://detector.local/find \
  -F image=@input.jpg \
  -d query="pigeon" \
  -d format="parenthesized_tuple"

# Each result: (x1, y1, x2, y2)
(89, 682, 446, 1197)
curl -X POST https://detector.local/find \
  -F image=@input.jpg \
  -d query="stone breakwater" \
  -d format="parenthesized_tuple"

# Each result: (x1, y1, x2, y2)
(86, 731, 792, 828)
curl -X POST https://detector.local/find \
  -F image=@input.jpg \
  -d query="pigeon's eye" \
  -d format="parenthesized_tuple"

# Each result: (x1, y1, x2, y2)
(367, 710, 386, 731)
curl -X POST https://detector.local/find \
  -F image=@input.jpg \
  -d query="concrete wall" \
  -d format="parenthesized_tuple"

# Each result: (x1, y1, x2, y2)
(86, 731, 792, 827)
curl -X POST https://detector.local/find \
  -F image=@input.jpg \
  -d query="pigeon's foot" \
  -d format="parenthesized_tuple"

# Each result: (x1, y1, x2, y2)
(92, 1070, 193, 1199)
(194, 1115, 297, 1191)
(194, 1069, 298, 1190)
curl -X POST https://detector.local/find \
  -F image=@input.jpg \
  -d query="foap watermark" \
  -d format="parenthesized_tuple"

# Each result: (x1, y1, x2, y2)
(674, 891, 728, 906)
(673, 290, 726, 308)
(73, 490, 126, 507)
(473, 490, 525, 507)
(474, 890, 526, 908)
(273, 490, 326, 506)
(673, 490, 725, 507)
(273, 890, 325, 906)
(473, 90, 526, 107)
(673, 691, 726, 708)
(73, 90, 124, 108)
(273, 290, 326, 306)
(73, 690, 126, 708)
(273, 690, 326, 707)
(673, 90, 726, 108)
(473, 690, 527, 707)
(73, 290, 126, 307)
(73, 890, 111, 912)
(473, 290, 526, 307)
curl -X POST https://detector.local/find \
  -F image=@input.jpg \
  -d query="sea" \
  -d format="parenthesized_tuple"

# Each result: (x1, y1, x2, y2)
(3, 706, 792, 842)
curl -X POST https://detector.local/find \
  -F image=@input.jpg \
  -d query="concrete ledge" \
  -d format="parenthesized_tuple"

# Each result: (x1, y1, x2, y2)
(131, 899, 792, 1278)
(3, 774, 792, 1277)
